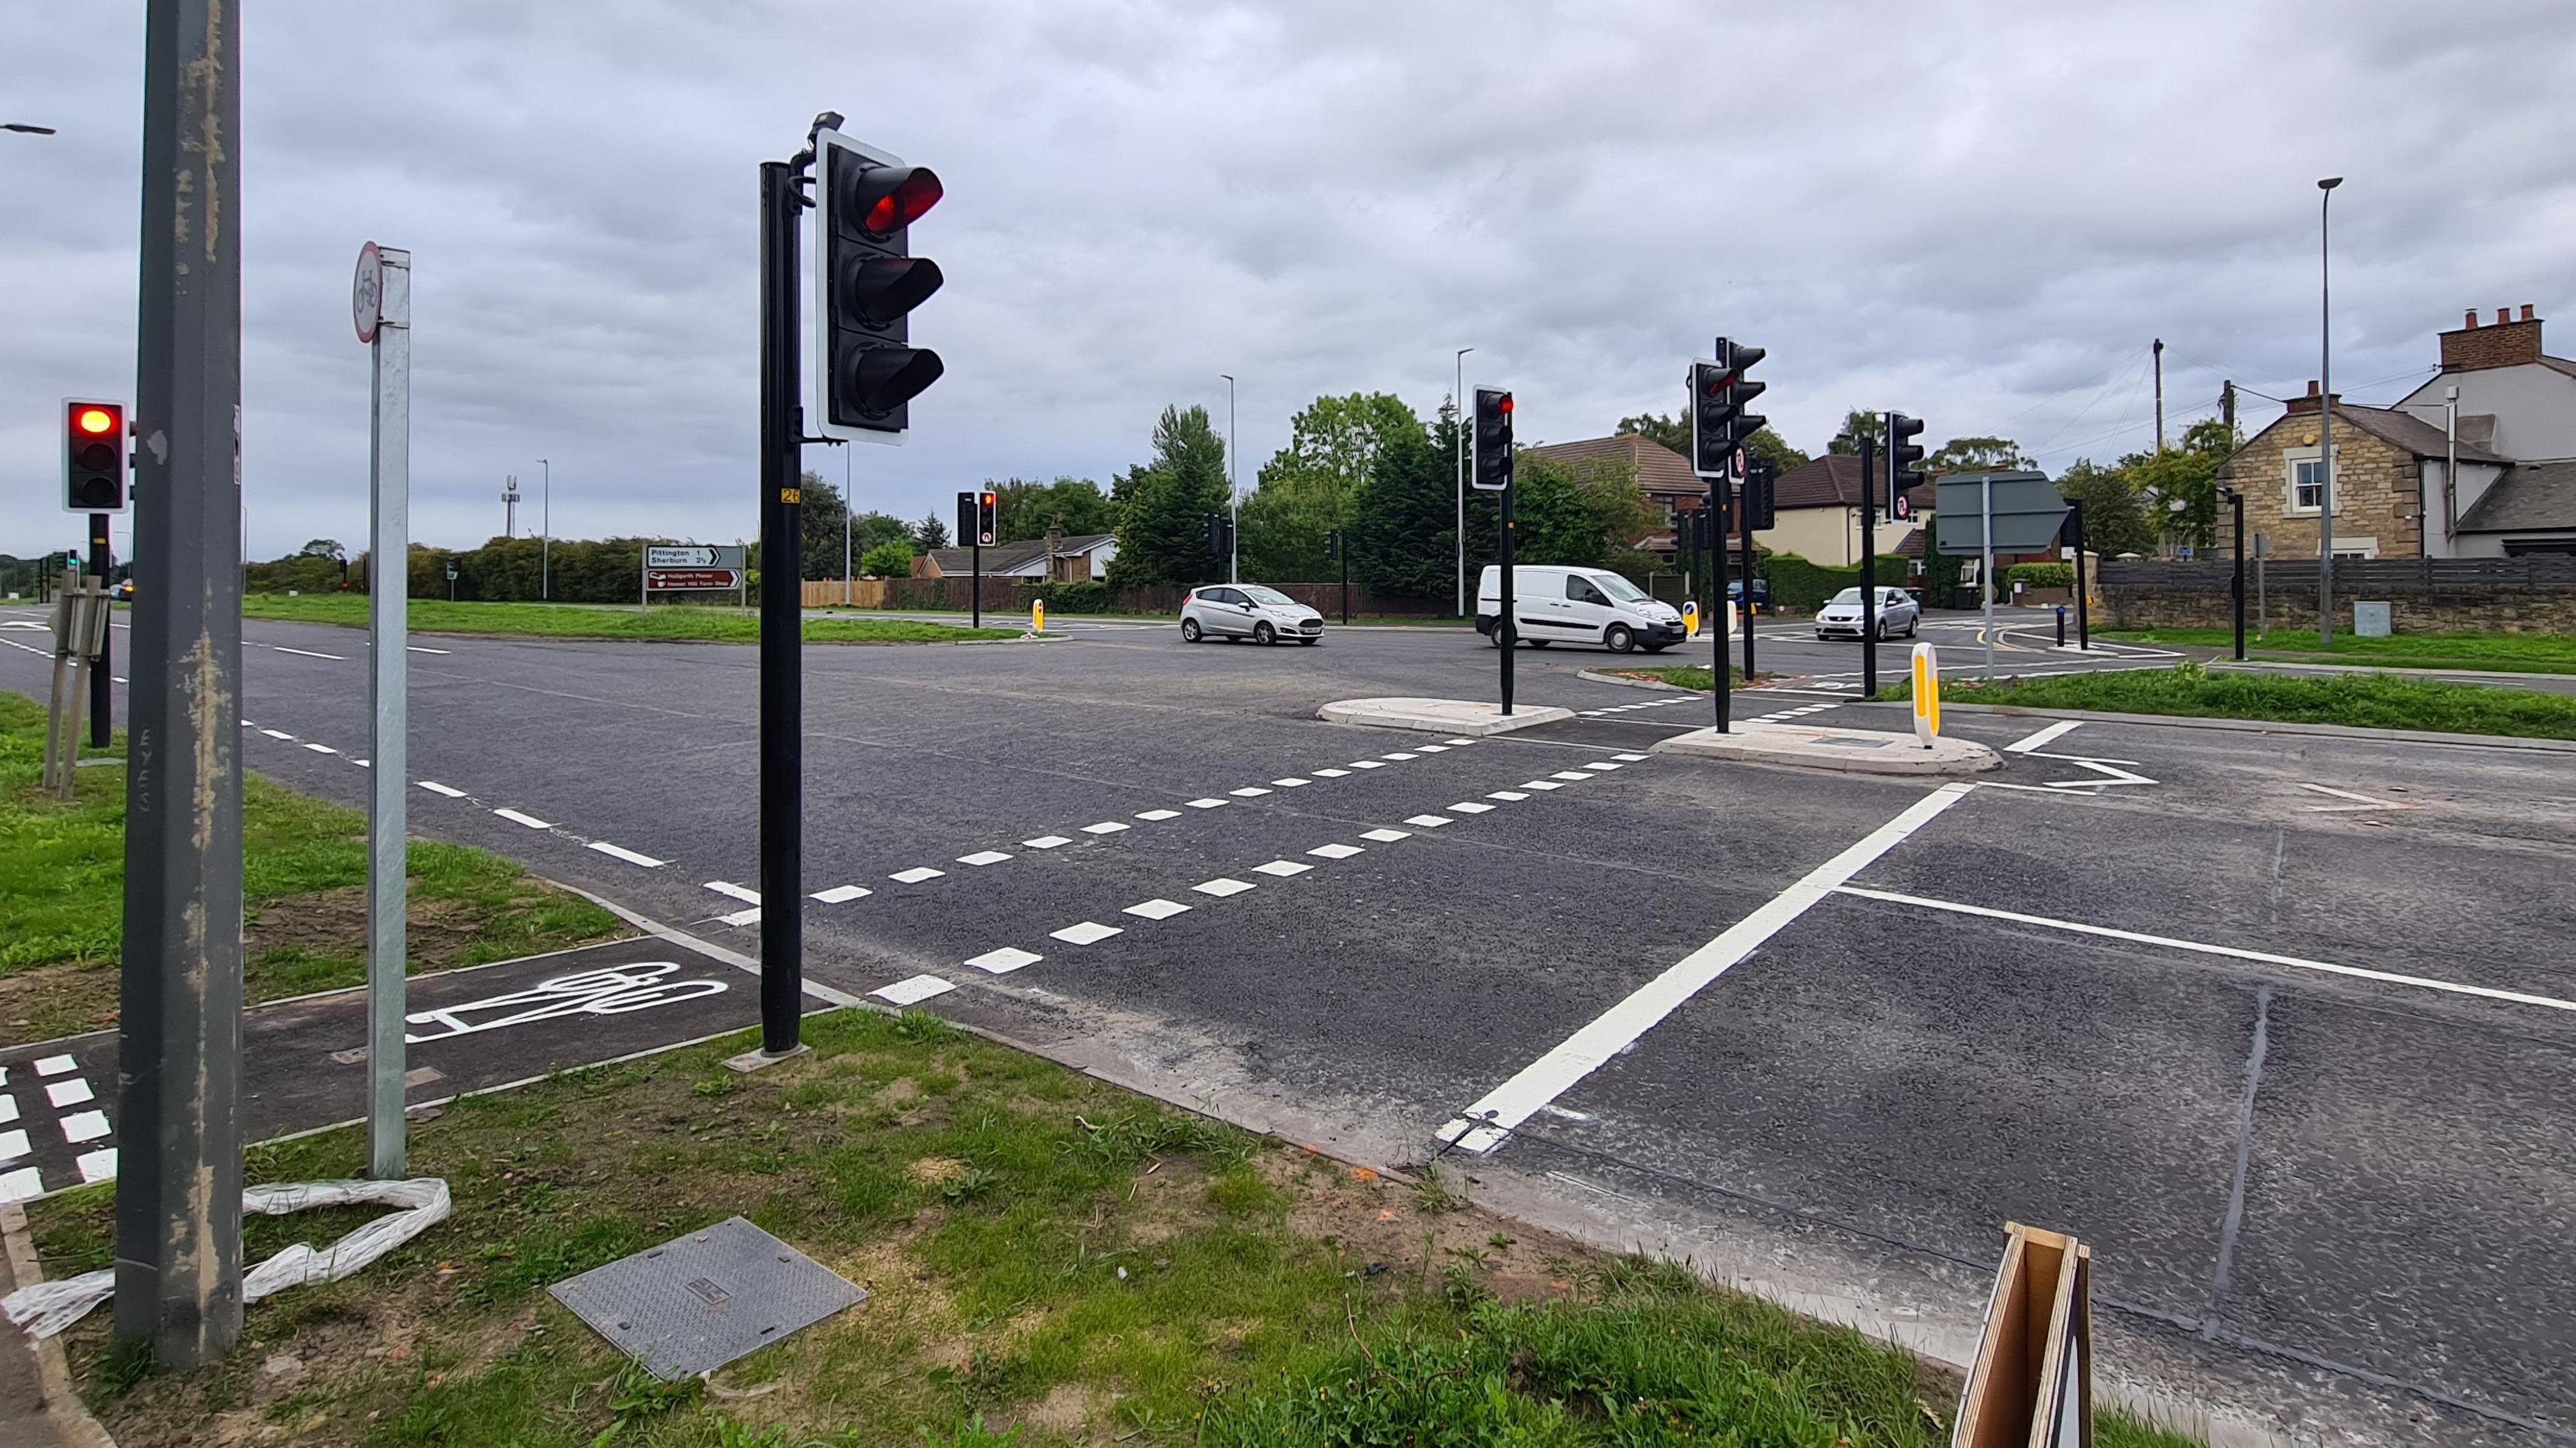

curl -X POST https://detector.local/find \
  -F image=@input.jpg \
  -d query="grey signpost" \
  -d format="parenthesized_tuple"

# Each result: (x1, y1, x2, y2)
(1935, 472, 2072, 675)
(356, 241, 411, 1178)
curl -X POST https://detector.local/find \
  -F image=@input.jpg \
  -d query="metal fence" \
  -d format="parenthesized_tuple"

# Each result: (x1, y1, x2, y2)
(2099, 557, 2576, 594)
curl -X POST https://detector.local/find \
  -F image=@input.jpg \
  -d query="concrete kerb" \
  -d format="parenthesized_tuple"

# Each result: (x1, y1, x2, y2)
(1652, 722, 2001, 775)
(0, 1202, 116, 1448)
(1316, 697, 1575, 736)
(1927, 700, 2576, 754)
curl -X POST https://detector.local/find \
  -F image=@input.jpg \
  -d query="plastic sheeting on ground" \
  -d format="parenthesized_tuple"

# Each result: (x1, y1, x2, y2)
(2, 1177, 451, 1339)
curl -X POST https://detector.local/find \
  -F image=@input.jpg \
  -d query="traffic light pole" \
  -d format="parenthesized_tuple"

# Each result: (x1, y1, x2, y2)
(1858, 439, 1878, 699)
(1711, 472, 1731, 734)
(755, 156, 806, 1059)
(1497, 482, 1515, 716)
(971, 539, 981, 628)
(2069, 500, 2090, 651)
(2228, 489, 2247, 661)
(1739, 499, 1757, 682)
(88, 513, 111, 747)
(118, 0, 245, 1370)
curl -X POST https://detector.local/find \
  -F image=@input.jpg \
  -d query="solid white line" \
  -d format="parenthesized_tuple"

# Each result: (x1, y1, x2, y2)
(271, 645, 345, 660)
(2004, 718, 2084, 753)
(258, 728, 295, 740)
(2297, 782, 2386, 804)
(1440, 783, 1976, 1153)
(1833, 886, 2576, 1013)
(415, 780, 468, 797)
(586, 841, 667, 868)
(492, 808, 553, 829)
(302, 742, 337, 754)
(0, 639, 45, 655)
(406, 645, 451, 655)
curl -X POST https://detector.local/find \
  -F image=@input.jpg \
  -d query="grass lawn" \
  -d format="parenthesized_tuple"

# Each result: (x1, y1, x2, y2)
(242, 594, 1023, 644)
(0, 691, 622, 1046)
(2102, 626, 2576, 675)
(1878, 663, 2576, 740)
(1602, 665, 1755, 691)
(30, 1006, 2194, 1448)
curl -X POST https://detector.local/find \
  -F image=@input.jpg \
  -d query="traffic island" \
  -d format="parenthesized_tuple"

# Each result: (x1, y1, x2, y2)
(1652, 721, 2001, 775)
(1318, 696, 1574, 735)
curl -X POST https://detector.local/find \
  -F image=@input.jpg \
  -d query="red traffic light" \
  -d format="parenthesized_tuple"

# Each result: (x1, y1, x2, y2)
(1498, 394, 1513, 414)
(74, 406, 117, 435)
(851, 166, 943, 237)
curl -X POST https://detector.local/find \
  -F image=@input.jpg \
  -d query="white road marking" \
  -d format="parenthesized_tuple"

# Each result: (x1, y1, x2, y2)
(406, 645, 452, 655)
(76, 1149, 117, 1184)
(1613, 753, 1649, 762)
(587, 842, 667, 868)
(1578, 710, 1608, 717)
(111, 675, 127, 683)
(1583, 761, 1622, 771)
(1448, 801, 1495, 815)
(1306, 842, 1364, 860)
(34, 1056, 74, 1077)
(1550, 771, 1591, 782)
(1024, 835, 1073, 848)
(965, 946, 1044, 974)
(1360, 828, 1411, 843)
(1382, 753, 1417, 761)
(1312, 769, 1350, 778)
(493, 808, 553, 829)
(890, 867, 947, 884)
(1124, 898, 1191, 920)
(303, 742, 337, 754)
(1440, 783, 1976, 1154)
(0, 1132, 25, 1163)
(1519, 780, 1564, 791)
(704, 881, 761, 904)
(1228, 787, 1272, 797)
(0, 1099, 15, 1125)
(1185, 798, 1228, 809)
(1835, 886, 2576, 1013)
(416, 780, 468, 797)
(1415, 744, 1450, 753)
(957, 850, 1014, 867)
(60, 1110, 110, 1144)
(872, 974, 955, 1005)
(719, 907, 763, 927)
(1251, 860, 1311, 877)
(1271, 777, 1311, 787)
(45, 1079, 93, 1109)
(812, 885, 871, 903)
(272, 645, 345, 660)
(0, 1167, 40, 1202)
(2298, 782, 2394, 805)
(1486, 791, 1528, 801)
(1404, 814, 1454, 828)
(2004, 719, 2085, 753)
(1081, 821, 1132, 834)
(1052, 921, 1124, 945)
(1350, 761, 1386, 769)
(1538, 1104, 1593, 1122)
(259, 728, 295, 740)
(1194, 878, 1256, 897)
(353, 759, 370, 768)
(1444, 739, 1477, 746)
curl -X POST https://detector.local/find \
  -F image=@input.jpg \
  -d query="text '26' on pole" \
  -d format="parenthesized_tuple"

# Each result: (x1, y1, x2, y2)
(755, 122, 946, 1061)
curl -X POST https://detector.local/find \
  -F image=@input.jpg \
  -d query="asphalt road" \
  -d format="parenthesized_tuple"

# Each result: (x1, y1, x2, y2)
(6, 603, 2573, 1445)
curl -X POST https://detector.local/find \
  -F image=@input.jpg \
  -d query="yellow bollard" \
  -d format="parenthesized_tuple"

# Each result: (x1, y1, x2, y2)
(1911, 642, 1939, 748)
(1032, 599, 1046, 633)
(1682, 600, 1700, 639)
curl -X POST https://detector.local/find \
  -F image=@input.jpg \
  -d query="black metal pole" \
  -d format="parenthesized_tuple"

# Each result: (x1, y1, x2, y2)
(1498, 482, 1515, 714)
(1739, 498, 1757, 683)
(2070, 499, 2090, 651)
(970, 539, 981, 628)
(117, 0, 245, 1370)
(756, 158, 803, 1057)
(1339, 538, 1350, 625)
(1858, 438, 1878, 698)
(2231, 492, 2247, 661)
(89, 512, 112, 746)
(1711, 476, 1732, 733)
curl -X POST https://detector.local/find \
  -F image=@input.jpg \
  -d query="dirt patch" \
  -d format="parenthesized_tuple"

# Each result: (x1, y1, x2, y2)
(1017, 1382, 1098, 1435)
(905, 1156, 967, 1188)
(243, 885, 497, 977)
(1283, 1152, 1590, 1307)
(0, 961, 117, 1048)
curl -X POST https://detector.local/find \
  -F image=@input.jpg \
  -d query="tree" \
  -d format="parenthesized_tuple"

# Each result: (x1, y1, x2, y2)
(2053, 458, 2153, 558)
(797, 471, 851, 579)
(1105, 404, 1233, 588)
(851, 510, 915, 554)
(859, 538, 916, 577)
(1827, 409, 1884, 455)
(1616, 412, 1812, 476)
(297, 538, 345, 561)
(2125, 416, 2239, 554)
(1511, 453, 1656, 569)
(991, 476, 1120, 544)
(1242, 392, 1422, 580)
(1925, 436, 2034, 473)
(1346, 416, 1454, 598)
(912, 514, 951, 551)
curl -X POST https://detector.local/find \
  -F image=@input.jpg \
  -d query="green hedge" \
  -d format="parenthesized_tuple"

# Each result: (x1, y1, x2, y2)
(1758, 552, 1911, 613)
(2008, 561, 2074, 589)
(1024, 579, 1118, 614)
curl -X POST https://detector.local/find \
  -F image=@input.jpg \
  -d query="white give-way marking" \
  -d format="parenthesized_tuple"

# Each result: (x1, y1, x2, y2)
(2004, 719, 2084, 753)
(1439, 782, 1978, 1154)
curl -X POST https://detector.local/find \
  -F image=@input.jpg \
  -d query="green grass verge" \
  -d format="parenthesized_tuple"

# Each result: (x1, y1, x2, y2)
(0, 691, 621, 1043)
(242, 593, 1022, 643)
(1878, 662, 2576, 739)
(28, 1006, 2194, 1447)
(2102, 626, 2576, 675)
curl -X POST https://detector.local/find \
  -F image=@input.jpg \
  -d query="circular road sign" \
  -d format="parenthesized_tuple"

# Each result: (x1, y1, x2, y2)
(352, 241, 383, 344)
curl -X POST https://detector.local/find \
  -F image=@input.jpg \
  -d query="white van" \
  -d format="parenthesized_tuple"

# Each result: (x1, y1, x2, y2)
(1475, 565, 1689, 653)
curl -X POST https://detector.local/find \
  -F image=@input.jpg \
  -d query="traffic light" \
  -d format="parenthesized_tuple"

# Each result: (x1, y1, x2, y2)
(814, 130, 945, 441)
(975, 489, 997, 546)
(1203, 512, 1236, 563)
(1742, 457, 1776, 532)
(1324, 528, 1342, 561)
(62, 399, 127, 514)
(1886, 412, 1927, 519)
(1690, 341, 1765, 476)
(1472, 388, 1513, 491)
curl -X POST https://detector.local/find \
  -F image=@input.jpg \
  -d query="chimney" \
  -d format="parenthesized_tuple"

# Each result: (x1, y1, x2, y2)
(2284, 380, 2339, 414)
(2440, 304, 2544, 372)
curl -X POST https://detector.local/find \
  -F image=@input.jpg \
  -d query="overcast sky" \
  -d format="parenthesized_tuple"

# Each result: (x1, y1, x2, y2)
(5, 1, 2573, 562)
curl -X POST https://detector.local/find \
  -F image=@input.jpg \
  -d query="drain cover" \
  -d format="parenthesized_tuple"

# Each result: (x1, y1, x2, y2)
(549, 1216, 866, 1380)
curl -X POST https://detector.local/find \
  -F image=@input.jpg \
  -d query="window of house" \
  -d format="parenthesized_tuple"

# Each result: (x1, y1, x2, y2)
(2292, 458, 2325, 512)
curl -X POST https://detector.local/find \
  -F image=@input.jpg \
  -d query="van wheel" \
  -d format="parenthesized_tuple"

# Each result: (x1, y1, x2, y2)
(1605, 624, 1635, 653)
(1181, 618, 1202, 643)
(1254, 621, 1277, 645)
(1529, 639, 1552, 649)
(1489, 624, 1513, 649)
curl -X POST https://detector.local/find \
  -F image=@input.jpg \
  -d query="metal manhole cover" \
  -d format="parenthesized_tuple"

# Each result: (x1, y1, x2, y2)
(549, 1216, 866, 1380)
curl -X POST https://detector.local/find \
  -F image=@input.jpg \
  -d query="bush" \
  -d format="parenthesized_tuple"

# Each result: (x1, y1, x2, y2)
(859, 539, 915, 578)
(1758, 552, 1911, 614)
(1024, 580, 1116, 614)
(2008, 561, 2074, 590)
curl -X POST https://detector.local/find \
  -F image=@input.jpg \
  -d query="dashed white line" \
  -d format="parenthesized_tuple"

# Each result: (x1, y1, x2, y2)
(1487, 791, 1529, 802)
(407, 645, 452, 655)
(890, 867, 946, 884)
(1194, 878, 1256, 897)
(61, 1111, 109, 1144)
(302, 742, 337, 754)
(1134, 809, 1181, 821)
(1350, 761, 1386, 770)
(957, 850, 1014, 867)
(1360, 828, 1412, 843)
(45, 1080, 93, 1109)
(1306, 842, 1364, 860)
(1414, 744, 1450, 753)
(872, 974, 955, 1006)
(965, 946, 1043, 974)
(812, 884, 871, 903)
(704, 881, 762, 905)
(1442, 740, 1477, 746)
(1081, 821, 1132, 834)
(1228, 787, 1271, 798)
(587, 842, 667, 868)
(1613, 753, 1649, 762)
(1271, 777, 1311, 787)
(492, 808, 553, 830)
(1403, 815, 1454, 828)
(416, 781, 468, 798)
(1448, 802, 1495, 814)
(1252, 860, 1311, 878)
(1052, 921, 1124, 945)
(1184, 798, 1228, 810)
(259, 728, 295, 740)
(272, 646, 345, 661)
(1381, 753, 1417, 761)
(1550, 771, 1591, 782)
(1124, 898, 1191, 920)
(719, 907, 763, 927)
(1519, 780, 1564, 791)
(1311, 769, 1350, 779)
(1023, 835, 1073, 848)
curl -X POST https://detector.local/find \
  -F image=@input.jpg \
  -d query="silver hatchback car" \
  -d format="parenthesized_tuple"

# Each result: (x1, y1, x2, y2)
(1181, 583, 1324, 645)
(1813, 586, 1921, 641)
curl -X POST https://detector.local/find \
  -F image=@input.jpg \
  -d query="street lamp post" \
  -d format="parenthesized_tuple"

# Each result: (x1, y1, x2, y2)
(1220, 374, 1238, 583)
(2317, 176, 2342, 643)
(539, 457, 551, 601)
(1454, 347, 1473, 615)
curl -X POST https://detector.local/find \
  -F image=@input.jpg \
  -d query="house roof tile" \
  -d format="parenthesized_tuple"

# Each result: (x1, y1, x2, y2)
(1523, 434, 1700, 495)
(2457, 459, 2576, 533)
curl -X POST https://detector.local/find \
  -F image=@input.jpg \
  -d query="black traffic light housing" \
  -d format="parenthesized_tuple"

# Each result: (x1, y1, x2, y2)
(1203, 512, 1236, 566)
(1691, 341, 1766, 476)
(1742, 457, 1776, 532)
(955, 490, 998, 547)
(1886, 412, 1927, 518)
(1324, 528, 1342, 561)
(1718, 340, 1766, 458)
(62, 399, 127, 514)
(1472, 388, 1513, 491)
(814, 131, 945, 441)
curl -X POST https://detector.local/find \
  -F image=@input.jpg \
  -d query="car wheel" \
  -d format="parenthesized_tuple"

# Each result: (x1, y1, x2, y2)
(1605, 624, 1635, 653)
(1907, 616, 1920, 638)
(1181, 618, 1202, 643)
(1254, 621, 1276, 645)
(1489, 624, 1513, 649)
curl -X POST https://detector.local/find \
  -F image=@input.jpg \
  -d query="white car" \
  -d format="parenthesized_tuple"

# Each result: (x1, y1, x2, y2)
(1180, 583, 1324, 645)
(1477, 564, 1688, 653)
(1814, 586, 1920, 641)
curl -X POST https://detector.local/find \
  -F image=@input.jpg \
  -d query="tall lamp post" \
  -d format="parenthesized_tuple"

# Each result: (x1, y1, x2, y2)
(1454, 346, 1473, 615)
(1220, 374, 1238, 583)
(539, 457, 552, 601)
(2316, 176, 2341, 643)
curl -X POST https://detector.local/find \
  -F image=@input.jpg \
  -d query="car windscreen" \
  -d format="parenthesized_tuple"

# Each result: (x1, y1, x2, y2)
(1591, 573, 1649, 604)
(1240, 586, 1295, 606)
(1829, 588, 1862, 606)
